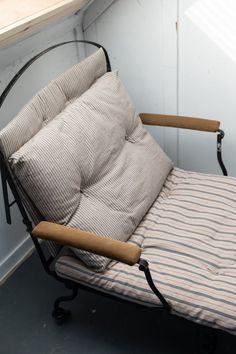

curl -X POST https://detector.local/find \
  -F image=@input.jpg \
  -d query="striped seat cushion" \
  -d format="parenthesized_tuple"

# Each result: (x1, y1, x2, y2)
(55, 167, 236, 334)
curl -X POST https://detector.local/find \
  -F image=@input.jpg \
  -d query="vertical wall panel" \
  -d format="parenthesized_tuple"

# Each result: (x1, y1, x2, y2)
(84, 0, 178, 162)
(178, 0, 236, 176)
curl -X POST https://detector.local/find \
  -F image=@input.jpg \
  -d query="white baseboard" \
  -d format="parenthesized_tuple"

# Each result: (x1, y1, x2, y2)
(0, 235, 34, 285)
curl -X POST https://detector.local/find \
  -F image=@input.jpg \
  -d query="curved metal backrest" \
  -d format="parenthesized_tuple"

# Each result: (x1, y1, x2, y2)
(0, 40, 111, 110)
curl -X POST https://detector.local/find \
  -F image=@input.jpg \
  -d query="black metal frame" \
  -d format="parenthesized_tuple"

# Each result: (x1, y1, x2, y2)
(0, 40, 171, 324)
(0, 40, 111, 109)
(217, 129, 227, 176)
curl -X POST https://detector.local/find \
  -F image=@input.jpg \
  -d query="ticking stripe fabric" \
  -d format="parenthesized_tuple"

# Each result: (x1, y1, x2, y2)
(0, 49, 107, 160)
(0, 49, 107, 256)
(55, 167, 236, 334)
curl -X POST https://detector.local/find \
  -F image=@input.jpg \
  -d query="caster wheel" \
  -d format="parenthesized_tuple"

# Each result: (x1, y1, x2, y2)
(52, 307, 71, 324)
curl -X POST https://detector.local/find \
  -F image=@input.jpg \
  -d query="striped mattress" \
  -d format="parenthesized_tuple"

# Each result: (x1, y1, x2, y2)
(55, 167, 236, 334)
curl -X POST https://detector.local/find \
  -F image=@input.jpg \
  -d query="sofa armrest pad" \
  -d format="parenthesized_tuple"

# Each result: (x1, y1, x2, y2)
(140, 113, 220, 132)
(32, 221, 142, 266)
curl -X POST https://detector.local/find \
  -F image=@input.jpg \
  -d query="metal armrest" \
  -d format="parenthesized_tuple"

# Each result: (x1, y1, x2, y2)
(32, 221, 141, 266)
(140, 113, 227, 176)
(140, 113, 220, 132)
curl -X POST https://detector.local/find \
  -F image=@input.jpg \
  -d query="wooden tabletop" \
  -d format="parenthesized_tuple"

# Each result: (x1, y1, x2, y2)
(0, 0, 89, 48)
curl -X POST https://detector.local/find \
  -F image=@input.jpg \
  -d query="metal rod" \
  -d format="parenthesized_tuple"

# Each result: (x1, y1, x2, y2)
(138, 259, 171, 312)
(217, 129, 228, 176)
(0, 152, 52, 275)
(0, 152, 31, 229)
(0, 164, 11, 224)
(0, 40, 111, 110)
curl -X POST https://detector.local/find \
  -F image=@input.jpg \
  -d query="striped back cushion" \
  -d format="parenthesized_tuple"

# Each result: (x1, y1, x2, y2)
(0, 49, 107, 256)
(0, 54, 172, 270)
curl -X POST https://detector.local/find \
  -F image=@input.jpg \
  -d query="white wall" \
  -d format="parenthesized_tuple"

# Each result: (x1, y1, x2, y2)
(0, 13, 86, 283)
(84, 0, 178, 164)
(178, 0, 236, 175)
(84, 0, 236, 177)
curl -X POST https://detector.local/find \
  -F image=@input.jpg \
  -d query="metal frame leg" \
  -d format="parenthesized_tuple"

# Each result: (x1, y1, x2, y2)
(52, 286, 78, 324)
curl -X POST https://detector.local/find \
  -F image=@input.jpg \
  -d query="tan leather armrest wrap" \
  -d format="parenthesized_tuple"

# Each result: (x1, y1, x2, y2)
(32, 221, 141, 266)
(140, 113, 220, 132)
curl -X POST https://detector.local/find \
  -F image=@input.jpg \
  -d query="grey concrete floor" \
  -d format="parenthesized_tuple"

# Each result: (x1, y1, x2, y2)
(0, 252, 236, 354)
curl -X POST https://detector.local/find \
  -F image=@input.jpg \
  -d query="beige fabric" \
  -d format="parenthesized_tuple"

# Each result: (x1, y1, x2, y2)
(0, 49, 107, 160)
(55, 167, 236, 334)
(8, 70, 172, 271)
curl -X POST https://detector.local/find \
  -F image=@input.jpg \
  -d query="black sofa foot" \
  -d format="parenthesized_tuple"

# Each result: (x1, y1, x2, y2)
(52, 307, 71, 324)
(52, 286, 78, 324)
